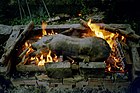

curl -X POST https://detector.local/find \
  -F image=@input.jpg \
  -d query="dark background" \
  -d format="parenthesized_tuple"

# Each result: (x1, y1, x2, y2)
(0, 0, 140, 34)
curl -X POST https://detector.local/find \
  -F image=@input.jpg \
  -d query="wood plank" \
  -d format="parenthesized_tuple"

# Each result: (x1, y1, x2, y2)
(4, 26, 21, 52)
(0, 26, 21, 73)
(0, 21, 34, 65)
(19, 24, 86, 31)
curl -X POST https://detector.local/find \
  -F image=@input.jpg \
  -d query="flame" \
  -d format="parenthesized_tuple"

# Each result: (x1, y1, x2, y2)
(21, 22, 58, 66)
(42, 21, 47, 36)
(31, 57, 35, 61)
(23, 41, 34, 56)
(38, 55, 46, 66)
(20, 19, 126, 72)
(78, 13, 82, 17)
(88, 19, 104, 39)
(87, 19, 125, 72)
(46, 50, 53, 62)
(37, 50, 53, 66)
(25, 42, 31, 47)
(53, 54, 58, 62)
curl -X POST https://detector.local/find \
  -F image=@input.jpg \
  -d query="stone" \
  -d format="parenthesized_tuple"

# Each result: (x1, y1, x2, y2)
(0, 25, 12, 44)
(45, 62, 72, 78)
(79, 62, 106, 78)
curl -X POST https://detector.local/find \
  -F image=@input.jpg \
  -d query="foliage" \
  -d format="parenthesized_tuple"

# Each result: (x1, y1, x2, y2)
(0, 0, 11, 23)
(9, 15, 49, 25)
(0, 0, 140, 35)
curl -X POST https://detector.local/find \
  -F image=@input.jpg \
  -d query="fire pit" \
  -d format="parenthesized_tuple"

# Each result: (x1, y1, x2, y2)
(0, 19, 140, 90)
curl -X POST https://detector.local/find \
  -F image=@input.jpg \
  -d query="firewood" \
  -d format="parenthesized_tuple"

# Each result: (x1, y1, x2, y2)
(32, 34, 111, 62)
(46, 14, 70, 23)
(80, 19, 140, 41)
(0, 21, 34, 65)
(17, 56, 30, 65)
(80, 19, 90, 29)
(66, 56, 74, 63)
(18, 47, 29, 58)
(16, 64, 46, 72)
(60, 28, 73, 35)
(100, 25, 140, 41)
(32, 24, 86, 31)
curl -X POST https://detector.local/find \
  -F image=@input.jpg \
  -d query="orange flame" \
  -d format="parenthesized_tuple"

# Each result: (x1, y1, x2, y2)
(42, 21, 47, 36)
(87, 19, 125, 72)
(37, 50, 53, 66)
(38, 55, 46, 66)
(46, 50, 53, 62)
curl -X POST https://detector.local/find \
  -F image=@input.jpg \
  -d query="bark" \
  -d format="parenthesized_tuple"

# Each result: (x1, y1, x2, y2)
(32, 34, 111, 62)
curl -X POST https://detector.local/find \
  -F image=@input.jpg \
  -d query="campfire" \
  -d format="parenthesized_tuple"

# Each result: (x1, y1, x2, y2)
(0, 18, 140, 89)
(15, 19, 128, 75)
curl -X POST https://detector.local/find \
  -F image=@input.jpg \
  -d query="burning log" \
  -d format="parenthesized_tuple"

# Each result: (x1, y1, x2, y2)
(80, 19, 90, 29)
(80, 19, 140, 41)
(100, 25, 140, 41)
(32, 34, 111, 62)
(0, 21, 34, 65)
(18, 47, 29, 58)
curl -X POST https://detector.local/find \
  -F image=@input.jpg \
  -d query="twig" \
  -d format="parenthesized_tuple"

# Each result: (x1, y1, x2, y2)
(80, 19, 90, 29)
(21, 5, 26, 17)
(60, 28, 73, 34)
(25, 0, 32, 18)
(66, 56, 74, 63)
(18, 47, 29, 58)
(41, 0, 51, 18)
(17, 0, 22, 20)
